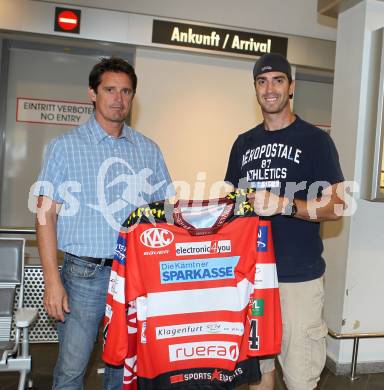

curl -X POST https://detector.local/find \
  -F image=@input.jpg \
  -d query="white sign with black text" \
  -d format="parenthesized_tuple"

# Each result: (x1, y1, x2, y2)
(17, 97, 93, 126)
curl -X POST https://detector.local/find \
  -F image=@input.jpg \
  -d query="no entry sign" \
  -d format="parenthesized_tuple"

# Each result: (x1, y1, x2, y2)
(54, 7, 81, 34)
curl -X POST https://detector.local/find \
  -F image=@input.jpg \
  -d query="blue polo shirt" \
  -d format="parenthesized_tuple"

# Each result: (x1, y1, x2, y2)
(34, 115, 172, 258)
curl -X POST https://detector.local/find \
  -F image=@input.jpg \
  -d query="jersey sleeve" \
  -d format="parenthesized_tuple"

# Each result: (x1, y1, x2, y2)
(248, 219, 282, 356)
(103, 230, 131, 366)
(103, 224, 146, 390)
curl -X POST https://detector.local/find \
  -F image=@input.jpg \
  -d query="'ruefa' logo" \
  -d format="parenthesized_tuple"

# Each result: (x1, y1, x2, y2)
(140, 228, 174, 248)
(169, 341, 239, 362)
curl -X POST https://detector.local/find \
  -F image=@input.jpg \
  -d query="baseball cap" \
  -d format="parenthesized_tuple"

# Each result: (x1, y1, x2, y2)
(253, 53, 292, 80)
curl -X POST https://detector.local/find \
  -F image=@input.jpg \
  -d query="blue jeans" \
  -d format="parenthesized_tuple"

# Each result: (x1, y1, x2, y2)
(53, 253, 123, 390)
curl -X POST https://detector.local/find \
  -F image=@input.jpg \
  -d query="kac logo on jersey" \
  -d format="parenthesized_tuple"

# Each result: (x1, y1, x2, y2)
(140, 227, 174, 248)
(257, 226, 268, 252)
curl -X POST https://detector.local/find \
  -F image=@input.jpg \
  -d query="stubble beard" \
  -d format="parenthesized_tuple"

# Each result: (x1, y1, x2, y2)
(105, 106, 129, 123)
(258, 95, 290, 115)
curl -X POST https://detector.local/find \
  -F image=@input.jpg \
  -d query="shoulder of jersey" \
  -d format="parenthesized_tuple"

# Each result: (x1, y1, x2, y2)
(226, 189, 256, 217)
(121, 190, 256, 229)
(122, 201, 167, 228)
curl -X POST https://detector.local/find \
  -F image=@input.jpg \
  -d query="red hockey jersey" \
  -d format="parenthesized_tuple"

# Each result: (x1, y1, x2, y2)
(103, 191, 282, 389)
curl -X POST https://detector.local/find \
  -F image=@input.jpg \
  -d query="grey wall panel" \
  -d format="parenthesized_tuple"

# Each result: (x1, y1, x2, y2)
(2, 48, 97, 226)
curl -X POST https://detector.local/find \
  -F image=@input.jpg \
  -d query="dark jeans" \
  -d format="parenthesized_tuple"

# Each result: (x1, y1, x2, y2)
(52, 253, 123, 390)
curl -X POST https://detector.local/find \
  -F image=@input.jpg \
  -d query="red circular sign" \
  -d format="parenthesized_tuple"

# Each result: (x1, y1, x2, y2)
(57, 10, 79, 31)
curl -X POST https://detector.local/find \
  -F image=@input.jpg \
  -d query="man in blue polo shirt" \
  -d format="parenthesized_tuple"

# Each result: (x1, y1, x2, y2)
(34, 57, 172, 389)
(225, 53, 344, 390)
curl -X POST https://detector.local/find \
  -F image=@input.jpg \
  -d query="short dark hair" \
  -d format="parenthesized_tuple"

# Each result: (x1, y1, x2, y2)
(89, 57, 137, 93)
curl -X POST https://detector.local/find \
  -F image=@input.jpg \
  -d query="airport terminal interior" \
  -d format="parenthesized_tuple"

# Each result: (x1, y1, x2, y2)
(1, 0, 384, 389)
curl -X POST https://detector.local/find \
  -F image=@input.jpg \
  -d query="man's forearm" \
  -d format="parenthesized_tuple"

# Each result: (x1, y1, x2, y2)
(250, 183, 345, 221)
(283, 183, 345, 222)
(36, 196, 69, 321)
(36, 196, 60, 285)
(292, 196, 341, 222)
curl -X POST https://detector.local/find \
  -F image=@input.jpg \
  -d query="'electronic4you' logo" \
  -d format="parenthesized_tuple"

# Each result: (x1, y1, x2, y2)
(169, 341, 239, 362)
(140, 228, 174, 248)
(175, 240, 231, 256)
